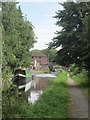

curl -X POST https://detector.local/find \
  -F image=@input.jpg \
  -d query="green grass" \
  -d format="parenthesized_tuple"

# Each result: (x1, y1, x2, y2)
(2, 88, 31, 118)
(36, 70, 49, 74)
(27, 70, 69, 118)
(70, 69, 88, 96)
(2, 70, 69, 118)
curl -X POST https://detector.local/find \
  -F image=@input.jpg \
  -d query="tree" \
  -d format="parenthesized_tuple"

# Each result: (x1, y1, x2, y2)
(2, 2, 36, 74)
(49, 2, 90, 69)
(78, 2, 90, 70)
(41, 48, 57, 63)
(31, 49, 40, 53)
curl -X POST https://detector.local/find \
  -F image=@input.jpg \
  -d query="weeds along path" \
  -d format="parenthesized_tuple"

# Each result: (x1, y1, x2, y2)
(68, 72, 88, 118)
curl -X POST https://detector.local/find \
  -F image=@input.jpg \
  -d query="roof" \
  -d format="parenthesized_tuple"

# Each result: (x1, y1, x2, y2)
(32, 52, 47, 57)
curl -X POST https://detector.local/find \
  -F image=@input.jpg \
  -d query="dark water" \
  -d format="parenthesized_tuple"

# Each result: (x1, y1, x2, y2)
(28, 77, 49, 104)
(32, 77, 49, 90)
(28, 74, 56, 104)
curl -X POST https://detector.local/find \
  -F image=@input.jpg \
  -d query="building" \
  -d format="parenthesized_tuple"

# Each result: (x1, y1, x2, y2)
(31, 52, 49, 71)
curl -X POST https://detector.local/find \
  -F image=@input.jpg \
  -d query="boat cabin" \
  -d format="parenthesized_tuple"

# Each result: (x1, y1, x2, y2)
(13, 68, 32, 94)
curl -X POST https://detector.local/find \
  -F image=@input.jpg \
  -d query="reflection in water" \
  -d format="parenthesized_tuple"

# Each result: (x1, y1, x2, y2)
(33, 77, 49, 90)
(28, 90, 42, 104)
(28, 77, 49, 104)
(36, 74, 56, 78)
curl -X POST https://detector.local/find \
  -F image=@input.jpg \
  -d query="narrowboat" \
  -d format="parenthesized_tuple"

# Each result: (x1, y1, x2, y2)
(13, 68, 32, 95)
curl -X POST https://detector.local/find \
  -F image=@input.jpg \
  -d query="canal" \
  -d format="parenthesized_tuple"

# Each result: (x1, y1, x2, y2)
(28, 73, 56, 104)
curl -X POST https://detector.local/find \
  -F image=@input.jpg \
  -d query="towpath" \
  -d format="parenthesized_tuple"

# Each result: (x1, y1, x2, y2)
(68, 73, 89, 118)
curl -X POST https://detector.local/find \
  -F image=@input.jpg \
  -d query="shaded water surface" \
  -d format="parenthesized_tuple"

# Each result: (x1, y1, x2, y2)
(28, 74, 56, 104)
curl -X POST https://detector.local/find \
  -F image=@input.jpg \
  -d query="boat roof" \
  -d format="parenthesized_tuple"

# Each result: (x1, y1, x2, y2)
(14, 67, 26, 71)
(14, 68, 31, 78)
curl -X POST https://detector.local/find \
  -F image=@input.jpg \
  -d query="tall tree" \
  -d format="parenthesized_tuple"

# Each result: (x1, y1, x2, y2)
(2, 2, 36, 74)
(78, 2, 90, 70)
(49, 2, 90, 68)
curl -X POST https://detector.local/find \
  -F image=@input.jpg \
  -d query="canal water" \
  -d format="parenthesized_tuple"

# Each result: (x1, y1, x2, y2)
(28, 74, 56, 104)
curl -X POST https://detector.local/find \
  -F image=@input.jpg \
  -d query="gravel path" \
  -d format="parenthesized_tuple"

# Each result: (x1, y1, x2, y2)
(68, 73, 88, 118)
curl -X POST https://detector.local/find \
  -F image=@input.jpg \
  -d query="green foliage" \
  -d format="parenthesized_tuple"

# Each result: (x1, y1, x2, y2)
(49, 2, 90, 69)
(2, 3, 36, 117)
(28, 70, 69, 118)
(36, 70, 48, 74)
(2, 2, 36, 75)
(70, 66, 88, 95)
(24, 71, 68, 118)
(2, 70, 69, 118)
(69, 63, 80, 76)
(69, 63, 76, 72)
(41, 48, 57, 63)
(56, 69, 63, 76)
(2, 86, 31, 118)
(31, 49, 40, 52)
(49, 63, 53, 71)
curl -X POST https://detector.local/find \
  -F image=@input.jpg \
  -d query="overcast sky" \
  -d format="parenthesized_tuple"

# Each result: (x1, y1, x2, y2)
(19, 1, 65, 50)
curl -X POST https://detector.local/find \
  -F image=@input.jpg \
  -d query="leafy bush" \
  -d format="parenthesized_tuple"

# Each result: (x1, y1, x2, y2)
(49, 63, 53, 71)
(2, 86, 31, 118)
(69, 64, 80, 76)
(69, 63, 76, 72)
(70, 71, 74, 77)
(70, 66, 88, 95)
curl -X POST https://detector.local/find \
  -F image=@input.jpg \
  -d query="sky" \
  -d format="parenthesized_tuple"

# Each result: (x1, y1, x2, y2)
(19, 1, 65, 50)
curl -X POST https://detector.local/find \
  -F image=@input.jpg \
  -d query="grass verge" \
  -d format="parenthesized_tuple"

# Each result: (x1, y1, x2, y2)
(70, 69, 88, 98)
(36, 70, 49, 74)
(27, 70, 69, 118)
(2, 70, 69, 118)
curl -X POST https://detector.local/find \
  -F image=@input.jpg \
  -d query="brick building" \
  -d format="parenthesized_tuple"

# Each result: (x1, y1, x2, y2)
(31, 52, 49, 71)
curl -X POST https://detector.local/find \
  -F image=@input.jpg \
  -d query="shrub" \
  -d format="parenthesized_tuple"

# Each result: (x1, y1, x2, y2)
(69, 64, 80, 75)
(70, 67, 88, 95)
(69, 63, 76, 72)
(49, 63, 53, 71)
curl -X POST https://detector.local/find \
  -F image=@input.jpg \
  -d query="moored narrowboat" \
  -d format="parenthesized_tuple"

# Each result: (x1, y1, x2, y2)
(13, 68, 32, 95)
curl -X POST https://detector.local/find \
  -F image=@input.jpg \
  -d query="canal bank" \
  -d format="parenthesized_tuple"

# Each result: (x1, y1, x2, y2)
(2, 70, 69, 118)
(26, 70, 69, 118)
(28, 73, 56, 104)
